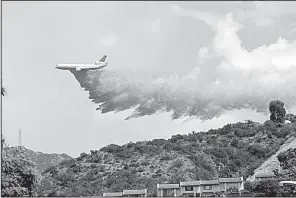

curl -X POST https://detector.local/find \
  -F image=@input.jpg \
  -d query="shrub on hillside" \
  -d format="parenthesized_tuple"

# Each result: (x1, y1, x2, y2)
(230, 138, 239, 147)
(237, 140, 249, 149)
(218, 124, 232, 135)
(217, 137, 229, 147)
(162, 142, 174, 151)
(272, 125, 292, 138)
(234, 128, 256, 137)
(248, 179, 281, 197)
(264, 120, 277, 132)
(169, 134, 184, 143)
(100, 144, 122, 154)
(147, 139, 166, 146)
(160, 155, 171, 161)
(278, 148, 296, 169)
(170, 159, 183, 169)
(186, 132, 199, 142)
(77, 152, 88, 161)
(286, 113, 296, 123)
(248, 143, 267, 158)
(1, 147, 39, 196)
(290, 132, 296, 138)
(55, 172, 76, 187)
(137, 167, 144, 172)
(204, 147, 228, 160)
(43, 165, 59, 175)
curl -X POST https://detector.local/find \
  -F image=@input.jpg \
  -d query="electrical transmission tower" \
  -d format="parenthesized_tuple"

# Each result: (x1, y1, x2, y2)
(18, 129, 22, 147)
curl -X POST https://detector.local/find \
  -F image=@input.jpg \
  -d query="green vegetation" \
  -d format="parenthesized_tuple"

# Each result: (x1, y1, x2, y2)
(269, 100, 286, 124)
(2, 100, 296, 197)
(277, 147, 296, 181)
(35, 115, 296, 196)
(244, 144, 296, 197)
(1, 143, 39, 196)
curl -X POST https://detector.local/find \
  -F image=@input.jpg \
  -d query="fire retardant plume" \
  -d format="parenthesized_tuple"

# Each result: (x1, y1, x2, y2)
(70, 11, 296, 121)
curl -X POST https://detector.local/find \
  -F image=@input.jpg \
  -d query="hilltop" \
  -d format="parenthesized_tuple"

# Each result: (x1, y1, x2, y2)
(4, 146, 72, 172)
(36, 120, 296, 197)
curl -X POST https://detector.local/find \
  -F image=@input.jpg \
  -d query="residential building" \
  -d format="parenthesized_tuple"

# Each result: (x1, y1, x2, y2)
(103, 192, 123, 197)
(122, 189, 148, 197)
(180, 181, 202, 197)
(219, 177, 244, 196)
(255, 172, 276, 181)
(157, 183, 181, 197)
(200, 180, 220, 196)
(158, 177, 245, 197)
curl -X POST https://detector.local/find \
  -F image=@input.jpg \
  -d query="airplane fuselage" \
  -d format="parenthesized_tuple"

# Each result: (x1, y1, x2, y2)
(56, 62, 108, 71)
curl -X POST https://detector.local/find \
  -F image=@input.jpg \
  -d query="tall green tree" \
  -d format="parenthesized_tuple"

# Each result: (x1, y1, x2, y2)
(269, 100, 286, 123)
(1, 146, 39, 197)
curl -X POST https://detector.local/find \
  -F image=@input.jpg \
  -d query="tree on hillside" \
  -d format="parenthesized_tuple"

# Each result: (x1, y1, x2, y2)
(1, 145, 39, 197)
(269, 100, 286, 123)
(252, 179, 280, 197)
(286, 113, 296, 123)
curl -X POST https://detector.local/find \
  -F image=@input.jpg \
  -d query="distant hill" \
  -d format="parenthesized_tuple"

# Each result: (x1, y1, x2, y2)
(36, 120, 296, 197)
(5, 146, 72, 172)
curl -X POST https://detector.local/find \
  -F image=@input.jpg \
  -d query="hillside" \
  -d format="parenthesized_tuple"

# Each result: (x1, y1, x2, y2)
(36, 120, 296, 197)
(248, 135, 296, 181)
(277, 147, 296, 180)
(5, 146, 72, 172)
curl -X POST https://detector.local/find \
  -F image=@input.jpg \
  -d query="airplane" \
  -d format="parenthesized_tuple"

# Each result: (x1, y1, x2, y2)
(55, 55, 108, 71)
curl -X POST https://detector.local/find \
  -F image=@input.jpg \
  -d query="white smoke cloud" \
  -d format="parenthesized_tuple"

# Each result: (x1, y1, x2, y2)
(70, 7, 296, 121)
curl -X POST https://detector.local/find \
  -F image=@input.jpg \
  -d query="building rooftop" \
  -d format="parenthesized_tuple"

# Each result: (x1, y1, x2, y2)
(122, 189, 147, 195)
(158, 183, 180, 189)
(255, 172, 275, 178)
(181, 181, 201, 186)
(103, 192, 123, 197)
(219, 177, 243, 183)
(201, 180, 220, 185)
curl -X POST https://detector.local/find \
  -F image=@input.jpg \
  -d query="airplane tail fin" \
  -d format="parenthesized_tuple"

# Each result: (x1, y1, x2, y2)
(99, 55, 107, 62)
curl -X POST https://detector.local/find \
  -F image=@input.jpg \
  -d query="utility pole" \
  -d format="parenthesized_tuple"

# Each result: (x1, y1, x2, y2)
(18, 129, 22, 147)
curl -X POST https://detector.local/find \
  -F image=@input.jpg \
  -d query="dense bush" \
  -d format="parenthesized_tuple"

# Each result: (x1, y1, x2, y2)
(218, 124, 232, 135)
(234, 128, 256, 137)
(272, 125, 292, 138)
(160, 155, 171, 161)
(248, 143, 267, 158)
(169, 134, 184, 143)
(1, 147, 38, 197)
(100, 144, 122, 154)
(247, 179, 281, 197)
(147, 139, 166, 146)
(170, 159, 183, 169)
(264, 120, 278, 132)
(230, 138, 239, 147)
(286, 113, 296, 123)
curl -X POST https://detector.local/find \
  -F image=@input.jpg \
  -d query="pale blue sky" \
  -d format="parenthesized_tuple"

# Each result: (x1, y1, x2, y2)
(2, 1, 296, 157)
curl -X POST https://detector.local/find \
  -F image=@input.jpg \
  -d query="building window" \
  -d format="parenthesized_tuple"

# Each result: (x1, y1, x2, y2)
(203, 185, 212, 190)
(185, 186, 193, 191)
(163, 189, 174, 196)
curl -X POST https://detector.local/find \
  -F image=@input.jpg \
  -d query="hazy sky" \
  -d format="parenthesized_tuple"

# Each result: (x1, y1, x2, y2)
(2, 1, 296, 157)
